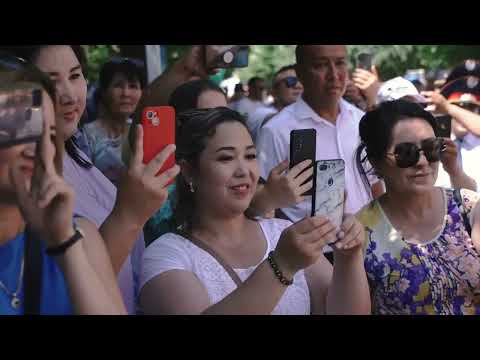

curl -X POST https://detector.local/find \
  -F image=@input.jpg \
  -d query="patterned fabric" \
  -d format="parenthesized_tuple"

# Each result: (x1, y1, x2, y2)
(143, 184, 178, 247)
(83, 120, 129, 186)
(357, 188, 480, 315)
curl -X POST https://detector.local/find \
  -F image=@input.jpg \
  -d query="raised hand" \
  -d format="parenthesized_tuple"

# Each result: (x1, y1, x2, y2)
(113, 124, 180, 229)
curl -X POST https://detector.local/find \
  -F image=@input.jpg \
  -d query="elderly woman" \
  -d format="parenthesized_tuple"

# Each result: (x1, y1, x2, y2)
(356, 99, 480, 315)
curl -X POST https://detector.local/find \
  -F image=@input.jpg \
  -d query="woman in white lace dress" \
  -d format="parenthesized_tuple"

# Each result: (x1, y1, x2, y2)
(139, 107, 371, 315)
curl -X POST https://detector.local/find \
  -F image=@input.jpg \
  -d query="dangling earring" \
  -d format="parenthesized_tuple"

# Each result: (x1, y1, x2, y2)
(189, 182, 195, 193)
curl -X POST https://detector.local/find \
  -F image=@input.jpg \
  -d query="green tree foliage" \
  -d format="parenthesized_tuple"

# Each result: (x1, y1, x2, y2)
(83, 45, 480, 86)
(82, 45, 119, 83)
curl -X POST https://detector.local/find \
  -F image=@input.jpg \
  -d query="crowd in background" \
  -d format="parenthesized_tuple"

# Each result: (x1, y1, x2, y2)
(0, 45, 480, 315)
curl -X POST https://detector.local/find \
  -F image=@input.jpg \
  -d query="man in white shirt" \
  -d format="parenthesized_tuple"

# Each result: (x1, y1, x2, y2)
(257, 45, 383, 260)
(250, 64, 304, 143)
(230, 77, 268, 129)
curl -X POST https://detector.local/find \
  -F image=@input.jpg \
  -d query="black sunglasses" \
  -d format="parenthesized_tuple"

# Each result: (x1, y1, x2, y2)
(277, 76, 299, 88)
(387, 137, 445, 168)
(107, 56, 145, 69)
(0, 53, 28, 71)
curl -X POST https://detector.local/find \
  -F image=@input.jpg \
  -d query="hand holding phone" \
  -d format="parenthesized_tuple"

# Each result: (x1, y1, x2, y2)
(203, 45, 249, 71)
(141, 106, 176, 182)
(311, 159, 345, 229)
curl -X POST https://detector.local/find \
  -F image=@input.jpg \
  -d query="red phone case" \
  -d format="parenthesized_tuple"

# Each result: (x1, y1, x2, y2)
(141, 106, 176, 183)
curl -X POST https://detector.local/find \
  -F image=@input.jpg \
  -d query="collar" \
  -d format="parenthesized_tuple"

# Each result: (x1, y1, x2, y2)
(294, 97, 354, 125)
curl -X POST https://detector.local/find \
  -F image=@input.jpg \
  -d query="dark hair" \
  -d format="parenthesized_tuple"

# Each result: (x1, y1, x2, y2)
(175, 107, 253, 230)
(274, 64, 296, 79)
(355, 99, 439, 196)
(0, 46, 92, 169)
(295, 45, 307, 65)
(169, 79, 226, 114)
(96, 58, 146, 109)
(248, 77, 264, 88)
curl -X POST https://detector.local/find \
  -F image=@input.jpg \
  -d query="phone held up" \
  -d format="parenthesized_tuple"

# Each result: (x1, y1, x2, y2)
(311, 159, 346, 229)
(0, 82, 43, 149)
(357, 52, 373, 71)
(203, 45, 250, 71)
(141, 106, 176, 184)
(434, 114, 452, 139)
(290, 129, 316, 196)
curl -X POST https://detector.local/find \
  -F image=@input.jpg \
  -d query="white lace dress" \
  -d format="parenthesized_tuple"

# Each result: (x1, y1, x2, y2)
(140, 218, 311, 315)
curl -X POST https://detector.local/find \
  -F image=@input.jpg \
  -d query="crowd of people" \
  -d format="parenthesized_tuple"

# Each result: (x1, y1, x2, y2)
(0, 45, 479, 315)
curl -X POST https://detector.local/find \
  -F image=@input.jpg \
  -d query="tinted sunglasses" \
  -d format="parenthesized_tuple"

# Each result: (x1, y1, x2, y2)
(387, 137, 445, 168)
(107, 56, 145, 69)
(277, 76, 299, 88)
(0, 53, 28, 71)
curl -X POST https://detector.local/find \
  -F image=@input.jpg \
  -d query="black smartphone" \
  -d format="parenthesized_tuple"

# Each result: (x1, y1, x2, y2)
(311, 160, 345, 228)
(435, 115, 452, 138)
(0, 83, 43, 149)
(204, 45, 249, 70)
(357, 53, 373, 70)
(290, 129, 316, 196)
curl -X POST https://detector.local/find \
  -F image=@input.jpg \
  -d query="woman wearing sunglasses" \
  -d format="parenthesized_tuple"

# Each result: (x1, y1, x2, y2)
(355, 99, 480, 315)
(83, 57, 146, 185)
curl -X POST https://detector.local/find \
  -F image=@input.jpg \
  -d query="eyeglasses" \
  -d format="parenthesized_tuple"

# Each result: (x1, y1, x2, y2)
(107, 56, 145, 69)
(386, 137, 445, 168)
(0, 53, 28, 71)
(276, 76, 299, 88)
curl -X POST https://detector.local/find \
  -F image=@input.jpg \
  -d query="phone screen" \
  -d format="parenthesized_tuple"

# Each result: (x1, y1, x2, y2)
(0, 84, 43, 149)
(312, 159, 345, 228)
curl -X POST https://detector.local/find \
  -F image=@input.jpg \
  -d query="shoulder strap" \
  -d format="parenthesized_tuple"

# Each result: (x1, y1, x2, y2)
(453, 188, 472, 237)
(176, 229, 242, 287)
(23, 226, 43, 315)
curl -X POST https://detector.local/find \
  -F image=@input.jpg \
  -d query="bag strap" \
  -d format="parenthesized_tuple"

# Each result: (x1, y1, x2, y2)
(176, 229, 242, 287)
(23, 226, 43, 315)
(453, 188, 472, 237)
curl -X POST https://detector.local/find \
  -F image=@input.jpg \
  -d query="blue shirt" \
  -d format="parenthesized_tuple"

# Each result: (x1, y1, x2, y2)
(0, 233, 73, 315)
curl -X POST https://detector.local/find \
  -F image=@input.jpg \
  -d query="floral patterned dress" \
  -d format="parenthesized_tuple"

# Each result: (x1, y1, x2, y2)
(356, 188, 480, 315)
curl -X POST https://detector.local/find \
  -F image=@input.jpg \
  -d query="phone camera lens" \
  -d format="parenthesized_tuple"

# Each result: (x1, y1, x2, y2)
(146, 111, 155, 119)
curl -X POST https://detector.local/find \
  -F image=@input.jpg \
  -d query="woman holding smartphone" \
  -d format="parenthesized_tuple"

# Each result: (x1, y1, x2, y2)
(2, 45, 179, 314)
(139, 107, 370, 315)
(356, 100, 480, 315)
(0, 68, 126, 314)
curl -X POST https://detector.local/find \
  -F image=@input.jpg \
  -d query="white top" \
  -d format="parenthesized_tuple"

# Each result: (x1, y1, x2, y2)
(140, 218, 311, 315)
(256, 97, 376, 223)
(248, 105, 278, 143)
(229, 97, 266, 121)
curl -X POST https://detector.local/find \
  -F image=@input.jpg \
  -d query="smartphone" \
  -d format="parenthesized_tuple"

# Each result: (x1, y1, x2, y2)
(0, 83, 43, 149)
(204, 45, 249, 70)
(141, 106, 176, 182)
(290, 129, 316, 196)
(435, 115, 452, 138)
(357, 53, 373, 71)
(311, 159, 346, 229)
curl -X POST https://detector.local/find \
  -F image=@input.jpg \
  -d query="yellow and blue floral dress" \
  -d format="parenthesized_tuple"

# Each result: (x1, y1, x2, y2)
(357, 188, 480, 315)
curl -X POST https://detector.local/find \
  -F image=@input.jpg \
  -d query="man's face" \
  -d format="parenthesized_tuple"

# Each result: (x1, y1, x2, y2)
(273, 69, 303, 107)
(296, 45, 349, 105)
(250, 80, 266, 102)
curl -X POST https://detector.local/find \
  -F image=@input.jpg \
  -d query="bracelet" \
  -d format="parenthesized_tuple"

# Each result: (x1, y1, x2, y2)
(267, 251, 294, 286)
(46, 226, 84, 256)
